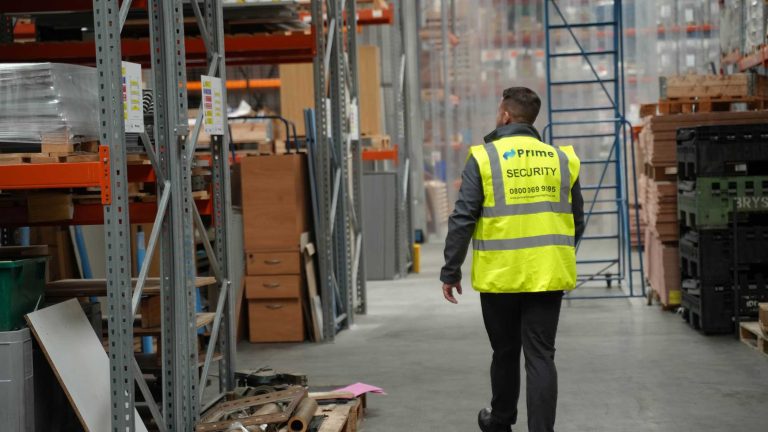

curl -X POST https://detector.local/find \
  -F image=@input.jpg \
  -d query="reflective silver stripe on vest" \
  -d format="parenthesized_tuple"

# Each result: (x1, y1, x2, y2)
(482, 142, 572, 217)
(484, 142, 507, 207)
(482, 201, 572, 217)
(556, 148, 570, 204)
(473, 234, 575, 251)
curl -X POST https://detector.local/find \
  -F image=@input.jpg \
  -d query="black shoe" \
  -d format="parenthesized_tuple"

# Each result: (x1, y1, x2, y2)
(478, 408, 512, 432)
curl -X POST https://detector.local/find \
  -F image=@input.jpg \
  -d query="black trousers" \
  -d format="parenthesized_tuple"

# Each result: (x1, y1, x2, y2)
(480, 291, 563, 432)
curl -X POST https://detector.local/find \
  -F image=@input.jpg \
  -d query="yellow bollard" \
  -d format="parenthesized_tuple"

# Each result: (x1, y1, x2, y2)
(412, 244, 421, 273)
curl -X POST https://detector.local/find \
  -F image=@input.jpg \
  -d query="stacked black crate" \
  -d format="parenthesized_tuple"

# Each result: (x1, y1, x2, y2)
(677, 125, 768, 334)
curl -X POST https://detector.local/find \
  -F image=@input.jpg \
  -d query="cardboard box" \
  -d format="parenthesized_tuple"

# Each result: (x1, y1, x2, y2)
(247, 299, 304, 343)
(139, 296, 161, 329)
(357, 45, 383, 136)
(278, 45, 383, 137)
(245, 251, 301, 276)
(240, 155, 309, 251)
(27, 193, 73, 223)
(279, 63, 315, 136)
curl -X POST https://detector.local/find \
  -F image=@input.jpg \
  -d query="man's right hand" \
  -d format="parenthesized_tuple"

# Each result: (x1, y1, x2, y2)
(442, 282, 463, 304)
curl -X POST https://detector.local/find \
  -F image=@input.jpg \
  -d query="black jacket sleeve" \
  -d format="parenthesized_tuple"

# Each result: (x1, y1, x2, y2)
(440, 156, 484, 284)
(572, 178, 585, 244)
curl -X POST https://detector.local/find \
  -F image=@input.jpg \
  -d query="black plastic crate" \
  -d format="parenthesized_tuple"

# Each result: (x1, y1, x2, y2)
(679, 227, 768, 284)
(681, 278, 768, 334)
(677, 125, 768, 180)
(678, 176, 768, 230)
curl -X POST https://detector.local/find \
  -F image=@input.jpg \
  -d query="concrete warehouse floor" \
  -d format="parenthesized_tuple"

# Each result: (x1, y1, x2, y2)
(238, 243, 768, 432)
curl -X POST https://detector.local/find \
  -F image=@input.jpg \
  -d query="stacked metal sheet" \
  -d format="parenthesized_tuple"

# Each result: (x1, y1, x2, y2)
(0, 63, 98, 147)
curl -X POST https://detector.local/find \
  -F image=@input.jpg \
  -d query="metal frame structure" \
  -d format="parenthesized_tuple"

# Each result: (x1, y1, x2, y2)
(0, 1, 236, 430)
(400, 0, 427, 246)
(312, 0, 365, 340)
(360, 0, 417, 277)
(543, 0, 645, 298)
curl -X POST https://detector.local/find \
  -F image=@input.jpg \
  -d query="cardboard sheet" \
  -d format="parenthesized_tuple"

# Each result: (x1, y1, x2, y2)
(26, 299, 148, 432)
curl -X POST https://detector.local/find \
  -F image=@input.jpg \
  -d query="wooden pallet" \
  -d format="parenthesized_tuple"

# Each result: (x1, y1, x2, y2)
(362, 134, 391, 149)
(739, 322, 768, 358)
(644, 162, 677, 182)
(646, 288, 680, 311)
(657, 96, 768, 115)
(0, 151, 101, 165)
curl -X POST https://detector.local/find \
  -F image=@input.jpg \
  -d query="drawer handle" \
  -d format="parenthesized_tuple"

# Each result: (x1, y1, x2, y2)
(266, 304, 284, 310)
(263, 282, 281, 289)
(264, 259, 282, 265)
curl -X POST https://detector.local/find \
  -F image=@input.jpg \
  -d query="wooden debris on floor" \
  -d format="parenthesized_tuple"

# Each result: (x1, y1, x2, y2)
(196, 385, 369, 432)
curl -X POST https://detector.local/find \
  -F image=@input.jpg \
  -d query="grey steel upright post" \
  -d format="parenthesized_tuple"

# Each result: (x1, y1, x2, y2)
(329, 0, 353, 329)
(93, 0, 135, 430)
(401, 0, 427, 239)
(150, 0, 199, 429)
(203, 0, 236, 395)
(440, 0, 453, 203)
(312, 0, 338, 340)
(345, 0, 367, 315)
(390, 2, 410, 275)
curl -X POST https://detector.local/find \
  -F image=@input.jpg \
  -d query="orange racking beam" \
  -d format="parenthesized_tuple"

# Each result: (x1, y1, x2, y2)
(0, 32, 316, 66)
(0, 200, 211, 226)
(188, 79, 281, 91)
(362, 145, 398, 164)
(298, 4, 394, 26)
(0, 162, 154, 190)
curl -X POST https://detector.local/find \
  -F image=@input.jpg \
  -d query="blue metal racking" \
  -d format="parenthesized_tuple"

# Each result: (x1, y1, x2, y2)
(543, 0, 645, 299)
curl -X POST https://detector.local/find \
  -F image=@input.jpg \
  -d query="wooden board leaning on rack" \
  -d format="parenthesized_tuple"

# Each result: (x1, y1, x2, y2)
(45, 276, 218, 298)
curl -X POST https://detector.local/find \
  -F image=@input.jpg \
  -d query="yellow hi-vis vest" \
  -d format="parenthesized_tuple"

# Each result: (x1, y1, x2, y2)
(470, 136, 581, 293)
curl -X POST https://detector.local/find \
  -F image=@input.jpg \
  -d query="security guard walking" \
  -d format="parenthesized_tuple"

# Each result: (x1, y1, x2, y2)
(441, 87, 584, 432)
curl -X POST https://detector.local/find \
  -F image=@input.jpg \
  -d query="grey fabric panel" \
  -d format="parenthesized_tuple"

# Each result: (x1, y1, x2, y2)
(483, 142, 507, 207)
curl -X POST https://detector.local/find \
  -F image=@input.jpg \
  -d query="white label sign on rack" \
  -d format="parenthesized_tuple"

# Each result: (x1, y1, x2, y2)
(349, 100, 360, 140)
(122, 61, 144, 133)
(201, 75, 225, 135)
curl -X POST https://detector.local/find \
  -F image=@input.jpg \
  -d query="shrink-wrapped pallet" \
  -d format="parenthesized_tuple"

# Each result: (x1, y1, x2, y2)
(0, 63, 98, 147)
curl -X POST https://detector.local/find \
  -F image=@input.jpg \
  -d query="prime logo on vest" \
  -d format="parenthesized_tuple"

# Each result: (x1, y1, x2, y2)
(503, 147, 556, 160)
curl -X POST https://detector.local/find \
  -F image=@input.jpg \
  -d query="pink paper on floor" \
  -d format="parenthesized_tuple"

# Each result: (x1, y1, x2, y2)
(333, 382, 387, 397)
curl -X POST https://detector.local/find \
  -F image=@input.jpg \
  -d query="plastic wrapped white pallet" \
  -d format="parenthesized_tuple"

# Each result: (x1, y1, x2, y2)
(0, 63, 98, 147)
(744, 0, 767, 54)
(719, 0, 744, 56)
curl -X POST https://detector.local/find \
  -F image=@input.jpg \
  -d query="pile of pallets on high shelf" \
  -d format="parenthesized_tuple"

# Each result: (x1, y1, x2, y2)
(637, 73, 768, 310)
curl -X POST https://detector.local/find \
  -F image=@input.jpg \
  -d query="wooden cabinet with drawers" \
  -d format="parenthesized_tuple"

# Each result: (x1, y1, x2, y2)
(240, 154, 309, 343)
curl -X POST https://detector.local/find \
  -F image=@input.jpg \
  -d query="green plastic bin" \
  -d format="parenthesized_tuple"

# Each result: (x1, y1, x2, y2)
(0, 258, 46, 331)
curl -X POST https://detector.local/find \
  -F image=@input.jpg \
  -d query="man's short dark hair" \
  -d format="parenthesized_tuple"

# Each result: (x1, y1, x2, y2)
(502, 87, 541, 124)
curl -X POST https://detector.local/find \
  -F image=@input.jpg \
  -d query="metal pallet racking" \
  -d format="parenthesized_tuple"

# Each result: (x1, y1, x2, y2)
(0, 1, 234, 430)
(543, 0, 645, 298)
(0, 0, 403, 427)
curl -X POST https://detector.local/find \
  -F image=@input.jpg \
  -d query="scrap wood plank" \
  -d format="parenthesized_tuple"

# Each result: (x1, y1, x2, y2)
(301, 233, 322, 342)
(132, 312, 215, 335)
(25, 299, 149, 432)
(317, 404, 353, 432)
(45, 276, 217, 297)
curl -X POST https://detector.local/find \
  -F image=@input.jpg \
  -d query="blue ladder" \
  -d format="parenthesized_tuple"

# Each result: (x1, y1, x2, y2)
(543, 0, 645, 299)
